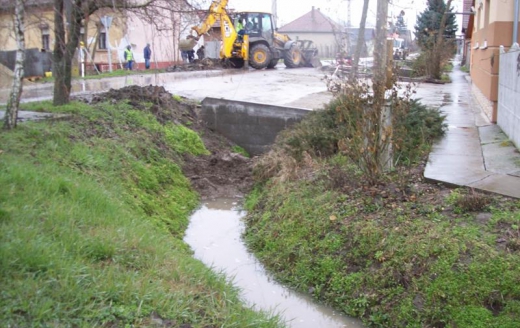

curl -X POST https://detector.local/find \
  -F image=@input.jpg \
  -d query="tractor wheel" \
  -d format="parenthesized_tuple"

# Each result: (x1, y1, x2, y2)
(284, 45, 302, 68)
(249, 44, 271, 70)
(267, 57, 279, 69)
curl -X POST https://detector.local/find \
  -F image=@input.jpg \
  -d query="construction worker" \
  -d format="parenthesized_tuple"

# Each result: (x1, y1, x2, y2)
(235, 16, 245, 41)
(143, 43, 152, 69)
(124, 45, 134, 70)
(179, 35, 199, 63)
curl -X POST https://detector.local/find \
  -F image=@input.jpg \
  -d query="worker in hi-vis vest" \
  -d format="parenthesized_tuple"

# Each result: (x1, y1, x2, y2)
(124, 45, 134, 70)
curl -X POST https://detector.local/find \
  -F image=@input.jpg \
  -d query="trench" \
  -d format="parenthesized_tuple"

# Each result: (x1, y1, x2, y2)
(184, 198, 364, 328)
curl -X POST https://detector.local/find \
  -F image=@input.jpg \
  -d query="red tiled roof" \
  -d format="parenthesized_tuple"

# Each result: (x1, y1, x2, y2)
(278, 7, 342, 33)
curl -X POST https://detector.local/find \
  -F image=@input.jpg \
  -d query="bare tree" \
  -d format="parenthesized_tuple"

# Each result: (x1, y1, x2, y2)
(350, 0, 369, 79)
(372, 0, 388, 97)
(52, 0, 82, 106)
(4, 0, 26, 130)
(430, 0, 453, 80)
(368, 0, 392, 174)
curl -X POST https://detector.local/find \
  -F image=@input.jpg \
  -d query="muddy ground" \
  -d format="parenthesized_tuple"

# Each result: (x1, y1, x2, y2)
(85, 85, 253, 200)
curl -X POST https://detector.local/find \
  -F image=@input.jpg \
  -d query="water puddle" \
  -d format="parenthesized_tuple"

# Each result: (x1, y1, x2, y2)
(184, 198, 364, 328)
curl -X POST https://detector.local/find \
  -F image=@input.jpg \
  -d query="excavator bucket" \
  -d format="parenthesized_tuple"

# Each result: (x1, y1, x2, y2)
(295, 40, 319, 67)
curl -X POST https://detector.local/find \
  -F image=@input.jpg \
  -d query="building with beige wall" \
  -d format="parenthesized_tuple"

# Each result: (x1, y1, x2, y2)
(0, 1, 53, 53)
(0, 0, 189, 75)
(470, 0, 520, 122)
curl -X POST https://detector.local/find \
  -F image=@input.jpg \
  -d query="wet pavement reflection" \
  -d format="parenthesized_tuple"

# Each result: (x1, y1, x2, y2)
(184, 198, 364, 328)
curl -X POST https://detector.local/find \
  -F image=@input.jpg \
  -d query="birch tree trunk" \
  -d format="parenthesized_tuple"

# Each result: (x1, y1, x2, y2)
(4, 0, 25, 130)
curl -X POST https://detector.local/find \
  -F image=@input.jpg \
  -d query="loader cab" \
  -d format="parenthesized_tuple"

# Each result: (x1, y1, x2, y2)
(233, 12, 275, 44)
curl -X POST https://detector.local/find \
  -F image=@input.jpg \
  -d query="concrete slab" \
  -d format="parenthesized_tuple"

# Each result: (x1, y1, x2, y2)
(443, 113, 478, 127)
(443, 127, 479, 138)
(0, 110, 68, 122)
(431, 137, 482, 156)
(425, 151, 484, 169)
(468, 174, 520, 198)
(481, 142, 520, 174)
(479, 125, 509, 144)
(424, 169, 492, 188)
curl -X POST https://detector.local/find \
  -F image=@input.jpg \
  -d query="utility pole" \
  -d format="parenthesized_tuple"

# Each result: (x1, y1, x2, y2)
(351, 0, 370, 79)
(272, 0, 278, 27)
(347, 0, 351, 27)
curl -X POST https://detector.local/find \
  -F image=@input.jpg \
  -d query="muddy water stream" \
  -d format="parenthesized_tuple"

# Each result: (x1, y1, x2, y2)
(184, 198, 364, 328)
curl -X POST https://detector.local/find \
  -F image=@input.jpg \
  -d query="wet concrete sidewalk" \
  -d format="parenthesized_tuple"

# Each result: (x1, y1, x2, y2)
(0, 110, 68, 122)
(423, 63, 520, 199)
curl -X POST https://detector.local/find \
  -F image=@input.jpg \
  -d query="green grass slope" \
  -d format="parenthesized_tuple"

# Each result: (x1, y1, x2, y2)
(244, 99, 520, 327)
(0, 100, 281, 327)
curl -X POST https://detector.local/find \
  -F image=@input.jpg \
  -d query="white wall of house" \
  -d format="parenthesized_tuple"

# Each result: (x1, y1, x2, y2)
(125, 11, 180, 66)
(497, 48, 520, 148)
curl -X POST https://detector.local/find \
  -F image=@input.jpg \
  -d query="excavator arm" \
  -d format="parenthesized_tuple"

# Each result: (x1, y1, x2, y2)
(191, 0, 240, 59)
(191, 0, 228, 36)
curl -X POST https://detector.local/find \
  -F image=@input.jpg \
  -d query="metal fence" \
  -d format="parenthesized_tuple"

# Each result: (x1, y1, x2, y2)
(498, 47, 520, 148)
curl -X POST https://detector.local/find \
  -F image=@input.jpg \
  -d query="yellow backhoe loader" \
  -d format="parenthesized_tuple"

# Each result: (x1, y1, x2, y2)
(191, 0, 318, 69)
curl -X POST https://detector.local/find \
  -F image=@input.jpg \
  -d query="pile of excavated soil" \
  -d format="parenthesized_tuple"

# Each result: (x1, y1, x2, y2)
(165, 58, 225, 72)
(82, 85, 253, 199)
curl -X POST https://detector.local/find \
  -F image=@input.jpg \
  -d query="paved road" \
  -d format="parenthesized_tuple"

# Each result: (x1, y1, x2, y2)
(0, 66, 333, 110)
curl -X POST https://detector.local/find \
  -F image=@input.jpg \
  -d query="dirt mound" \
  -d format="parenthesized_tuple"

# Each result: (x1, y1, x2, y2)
(85, 85, 253, 199)
(165, 58, 225, 72)
(90, 85, 196, 125)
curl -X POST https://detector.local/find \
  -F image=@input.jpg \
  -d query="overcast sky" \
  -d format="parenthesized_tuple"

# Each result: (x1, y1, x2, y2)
(213, 0, 463, 34)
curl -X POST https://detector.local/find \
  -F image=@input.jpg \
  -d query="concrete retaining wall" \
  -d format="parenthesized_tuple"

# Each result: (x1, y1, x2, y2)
(498, 48, 520, 148)
(200, 97, 310, 156)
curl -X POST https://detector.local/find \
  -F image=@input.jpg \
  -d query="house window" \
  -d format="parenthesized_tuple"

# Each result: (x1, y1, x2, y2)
(41, 27, 50, 51)
(99, 27, 107, 50)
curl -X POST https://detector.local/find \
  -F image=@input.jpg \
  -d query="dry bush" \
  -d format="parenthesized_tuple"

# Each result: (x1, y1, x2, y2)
(455, 190, 492, 213)
(253, 148, 322, 184)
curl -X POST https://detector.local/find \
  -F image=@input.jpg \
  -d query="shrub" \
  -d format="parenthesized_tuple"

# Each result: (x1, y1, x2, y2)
(451, 189, 492, 213)
(261, 80, 446, 184)
(393, 99, 447, 165)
